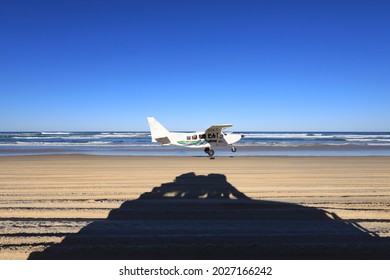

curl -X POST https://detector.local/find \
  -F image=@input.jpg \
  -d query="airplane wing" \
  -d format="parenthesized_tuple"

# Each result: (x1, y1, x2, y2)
(205, 124, 232, 134)
(205, 124, 232, 145)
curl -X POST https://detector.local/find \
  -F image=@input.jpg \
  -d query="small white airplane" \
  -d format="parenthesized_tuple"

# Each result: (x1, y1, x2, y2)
(147, 117, 244, 157)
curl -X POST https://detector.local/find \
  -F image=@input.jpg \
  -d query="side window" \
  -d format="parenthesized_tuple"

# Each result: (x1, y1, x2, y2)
(192, 135, 197, 140)
(186, 136, 191, 140)
(199, 134, 205, 139)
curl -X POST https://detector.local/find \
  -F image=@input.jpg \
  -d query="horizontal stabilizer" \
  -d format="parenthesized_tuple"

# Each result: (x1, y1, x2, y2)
(155, 136, 171, 145)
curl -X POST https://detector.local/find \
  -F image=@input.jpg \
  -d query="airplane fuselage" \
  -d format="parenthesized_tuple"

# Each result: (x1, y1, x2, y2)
(168, 131, 242, 148)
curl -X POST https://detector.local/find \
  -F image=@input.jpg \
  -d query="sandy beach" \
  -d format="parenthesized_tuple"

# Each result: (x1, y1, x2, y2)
(1, 155, 390, 259)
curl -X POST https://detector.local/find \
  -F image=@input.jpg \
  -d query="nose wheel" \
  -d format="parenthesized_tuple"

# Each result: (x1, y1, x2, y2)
(231, 146, 237, 152)
(204, 147, 215, 157)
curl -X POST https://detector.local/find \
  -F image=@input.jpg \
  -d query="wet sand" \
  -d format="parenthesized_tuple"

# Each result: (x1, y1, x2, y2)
(1, 155, 390, 259)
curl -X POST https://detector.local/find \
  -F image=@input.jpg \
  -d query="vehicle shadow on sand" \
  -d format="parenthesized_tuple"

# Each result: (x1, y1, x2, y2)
(29, 172, 390, 259)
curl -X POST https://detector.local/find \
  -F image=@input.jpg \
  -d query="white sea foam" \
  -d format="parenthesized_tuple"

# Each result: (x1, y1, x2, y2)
(346, 139, 390, 142)
(30, 141, 110, 146)
(242, 133, 336, 139)
(60, 133, 149, 139)
(340, 134, 390, 139)
(13, 136, 63, 139)
(0, 142, 158, 147)
(41, 132, 70, 135)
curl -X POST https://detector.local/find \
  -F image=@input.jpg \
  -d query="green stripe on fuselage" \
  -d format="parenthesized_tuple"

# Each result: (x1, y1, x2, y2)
(177, 140, 207, 146)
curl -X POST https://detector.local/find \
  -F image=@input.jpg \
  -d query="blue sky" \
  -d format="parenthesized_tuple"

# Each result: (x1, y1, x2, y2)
(1, 0, 389, 131)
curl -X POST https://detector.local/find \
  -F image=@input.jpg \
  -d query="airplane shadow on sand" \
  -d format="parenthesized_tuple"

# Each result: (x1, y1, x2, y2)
(29, 172, 390, 260)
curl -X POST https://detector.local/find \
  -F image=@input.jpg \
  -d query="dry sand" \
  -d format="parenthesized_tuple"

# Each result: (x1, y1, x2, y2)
(1, 155, 390, 259)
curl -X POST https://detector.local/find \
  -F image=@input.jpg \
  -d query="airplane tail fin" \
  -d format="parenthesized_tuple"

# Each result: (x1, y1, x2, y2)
(147, 117, 171, 144)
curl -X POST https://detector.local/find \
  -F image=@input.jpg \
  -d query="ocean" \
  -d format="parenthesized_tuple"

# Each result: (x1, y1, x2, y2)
(1, 131, 390, 156)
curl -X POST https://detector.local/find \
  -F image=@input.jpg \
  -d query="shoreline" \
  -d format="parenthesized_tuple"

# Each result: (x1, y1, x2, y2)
(1, 143, 390, 157)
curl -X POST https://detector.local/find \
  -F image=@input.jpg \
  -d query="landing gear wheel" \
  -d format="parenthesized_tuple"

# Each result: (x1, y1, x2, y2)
(231, 146, 237, 152)
(204, 147, 215, 157)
